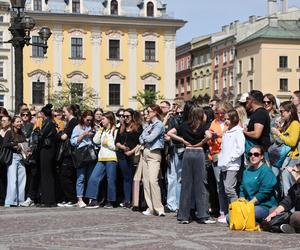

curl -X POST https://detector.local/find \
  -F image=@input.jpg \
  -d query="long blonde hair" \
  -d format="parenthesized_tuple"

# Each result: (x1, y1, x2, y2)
(235, 105, 248, 128)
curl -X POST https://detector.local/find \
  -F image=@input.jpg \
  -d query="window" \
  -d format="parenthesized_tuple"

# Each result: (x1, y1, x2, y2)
(0, 31, 2, 48)
(0, 16, 3, 22)
(0, 62, 3, 78)
(145, 84, 156, 92)
(72, 0, 80, 13)
(32, 81, 45, 105)
(279, 56, 288, 68)
(111, 0, 118, 15)
(238, 82, 242, 94)
(280, 78, 288, 92)
(32, 36, 44, 57)
(109, 84, 120, 106)
(222, 71, 227, 88)
(180, 59, 184, 71)
(187, 77, 191, 92)
(214, 73, 218, 90)
(298, 56, 300, 68)
(206, 76, 210, 89)
(71, 38, 83, 58)
(230, 48, 235, 61)
(0, 95, 4, 107)
(214, 54, 219, 65)
(250, 57, 254, 71)
(187, 57, 191, 69)
(33, 0, 42, 11)
(200, 78, 204, 90)
(229, 71, 233, 87)
(238, 60, 242, 74)
(109, 39, 120, 60)
(147, 2, 154, 17)
(145, 41, 156, 62)
(249, 80, 253, 91)
(71, 83, 83, 102)
(223, 51, 227, 64)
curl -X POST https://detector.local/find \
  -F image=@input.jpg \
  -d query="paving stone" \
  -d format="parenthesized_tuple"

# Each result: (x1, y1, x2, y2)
(0, 207, 299, 249)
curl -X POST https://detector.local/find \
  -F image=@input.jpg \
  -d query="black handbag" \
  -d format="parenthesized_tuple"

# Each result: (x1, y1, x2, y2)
(71, 144, 97, 168)
(0, 147, 13, 167)
(261, 212, 292, 232)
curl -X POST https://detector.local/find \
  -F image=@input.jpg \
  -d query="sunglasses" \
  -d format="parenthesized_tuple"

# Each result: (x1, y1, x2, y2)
(124, 115, 131, 118)
(117, 114, 124, 118)
(263, 101, 272, 105)
(86, 119, 93, 122)
(21, 113, 29, 117)
(215, 112, 225, 115)
(31, 113, 36, 117)
(248, 152, 261, 157)
(176, 112, 183, 115)
(279, 110, 287, 114)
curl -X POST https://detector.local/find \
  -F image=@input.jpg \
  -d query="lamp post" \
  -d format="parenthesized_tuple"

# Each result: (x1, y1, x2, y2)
(8, 0, 52, 112)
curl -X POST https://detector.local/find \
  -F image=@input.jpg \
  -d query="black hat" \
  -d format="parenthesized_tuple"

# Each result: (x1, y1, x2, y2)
(41, 104, 53, 117)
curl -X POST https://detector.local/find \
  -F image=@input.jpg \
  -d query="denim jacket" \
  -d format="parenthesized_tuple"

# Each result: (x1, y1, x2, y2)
(70, 125, 92, 149)
(139, 118, 164, 150)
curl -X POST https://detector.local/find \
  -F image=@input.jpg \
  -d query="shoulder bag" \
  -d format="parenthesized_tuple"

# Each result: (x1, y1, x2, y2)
(71, 144, 97, 168)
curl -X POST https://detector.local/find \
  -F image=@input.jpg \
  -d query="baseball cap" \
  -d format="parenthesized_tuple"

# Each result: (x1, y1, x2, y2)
(239, 93, 249, 103)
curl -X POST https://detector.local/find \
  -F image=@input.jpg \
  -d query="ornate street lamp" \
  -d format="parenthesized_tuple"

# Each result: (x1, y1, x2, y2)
(7, 0, 52, 112)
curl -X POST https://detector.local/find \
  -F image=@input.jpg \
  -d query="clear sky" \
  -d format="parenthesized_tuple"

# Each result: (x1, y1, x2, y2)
(167, 0, 300, 45)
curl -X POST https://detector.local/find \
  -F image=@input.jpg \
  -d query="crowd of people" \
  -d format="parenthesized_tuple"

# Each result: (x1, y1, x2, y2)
(0, 89, 299, 233)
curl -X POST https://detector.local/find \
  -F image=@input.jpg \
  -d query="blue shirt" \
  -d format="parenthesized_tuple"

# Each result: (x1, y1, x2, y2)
(70, 125, 92, 149)
(139, 118, 164, 150)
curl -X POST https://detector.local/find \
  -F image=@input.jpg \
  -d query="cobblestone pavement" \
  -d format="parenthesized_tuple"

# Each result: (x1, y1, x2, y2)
(0, 207, 299, 250)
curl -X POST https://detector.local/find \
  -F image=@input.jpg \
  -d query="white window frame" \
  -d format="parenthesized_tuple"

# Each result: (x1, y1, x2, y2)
(106, 31, 124, 61)
(70, 36, 84, 59)
(0, 61, 5, 79)
(142, 33, 159, 62)
(144, 0, 157, 17)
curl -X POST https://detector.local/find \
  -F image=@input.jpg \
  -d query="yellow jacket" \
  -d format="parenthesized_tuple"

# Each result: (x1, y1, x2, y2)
(278, 120, 300, 160)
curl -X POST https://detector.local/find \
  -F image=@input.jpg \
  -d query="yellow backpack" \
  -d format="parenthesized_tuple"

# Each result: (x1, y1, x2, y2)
(229, 198, 260, 231)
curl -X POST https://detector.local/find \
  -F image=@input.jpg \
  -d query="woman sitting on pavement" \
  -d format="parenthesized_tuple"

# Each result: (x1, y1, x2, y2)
(265, 164, 300, 233)
(238, 145, 277, 223)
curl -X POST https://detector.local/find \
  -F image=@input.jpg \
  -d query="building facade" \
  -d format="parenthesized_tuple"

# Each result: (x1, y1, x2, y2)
(22, 0, 185, 110)
(0, 1, 13, 111)
(236, 18, 300, 100)
(190, 35, 211, 104)
(175, 42, 191, 101)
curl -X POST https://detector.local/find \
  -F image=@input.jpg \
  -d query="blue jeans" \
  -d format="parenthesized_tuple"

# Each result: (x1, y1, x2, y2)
(226, 205, 269, 224)
(85, 161, 117, 202)
(212, 161, 227, 214)
(76, 163, 94, 198)
(167, 151, 182, 211)
(5, 153, 26, 206)
(117, 152, 133, 203)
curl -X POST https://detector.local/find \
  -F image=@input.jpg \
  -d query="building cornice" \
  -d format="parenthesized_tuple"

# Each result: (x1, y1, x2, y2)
(27, 12, 186, 30)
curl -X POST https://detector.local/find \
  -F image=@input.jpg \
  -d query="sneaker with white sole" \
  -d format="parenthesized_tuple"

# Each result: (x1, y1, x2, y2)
(86, 200, 100, 209)
(77, 201, 86, 208)
(64, 202, 77, 208)
(217, 215, 227, 224)
(142, 210, 153, 216)
(158, 211, 165, 217)
(20, 198, 35, 207)
(197, 217, 217, 224)
(57, 201, 67, 207)
(280, 224, 296, 234)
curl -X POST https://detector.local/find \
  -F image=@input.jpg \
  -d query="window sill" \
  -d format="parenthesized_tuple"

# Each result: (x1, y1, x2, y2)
(143, 60, 159, 63)
(69, 57, 86, 60)
(278, 90, 291, 92)
(107, 105, 123, 108)
(107, 58, 123, 61)
(277, 68, 292, 72)
(30, 56, 47, 59)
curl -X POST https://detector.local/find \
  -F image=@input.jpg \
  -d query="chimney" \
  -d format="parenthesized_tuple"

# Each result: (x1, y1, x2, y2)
(222, 25, 230, 33)
(249, 15, 257, 23)
(269, 16, 278, 27)
(268, 0, 278, 15)
(281, 0, 288, 13)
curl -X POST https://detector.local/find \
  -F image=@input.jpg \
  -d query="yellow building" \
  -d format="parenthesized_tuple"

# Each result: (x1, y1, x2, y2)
(23, 0, 185, 110)
(236, 18, 300, 100)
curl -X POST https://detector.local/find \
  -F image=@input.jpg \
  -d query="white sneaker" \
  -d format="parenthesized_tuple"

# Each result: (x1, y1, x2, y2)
(57, 201, 67, 207)
(20, 198, 35, 207)
(77, 201, 86, 208)
(217, 215, 227, 224)
(64, 202, 77, 208)
(158, 212, 165, 217)
(142, 210, 153, 216)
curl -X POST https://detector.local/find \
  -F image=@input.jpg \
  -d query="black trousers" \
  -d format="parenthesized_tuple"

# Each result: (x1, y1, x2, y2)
(177, 148, 209, 221)
(59, 157, 77, 203)
(40, 147, 56, 204)
(0, 165, 7, 205)
(26, 162, 40, 201)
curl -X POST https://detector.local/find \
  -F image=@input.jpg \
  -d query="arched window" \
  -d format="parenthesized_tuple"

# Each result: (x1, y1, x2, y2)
(111, 0, 118, 15)
(146, 2, 154, 17)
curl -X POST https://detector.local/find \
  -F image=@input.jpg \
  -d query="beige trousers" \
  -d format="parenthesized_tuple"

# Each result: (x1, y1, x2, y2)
(141, 148, 164, 214)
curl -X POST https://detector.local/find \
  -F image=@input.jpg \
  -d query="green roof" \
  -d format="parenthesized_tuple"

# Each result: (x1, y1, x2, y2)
(239, 20, 300, 44)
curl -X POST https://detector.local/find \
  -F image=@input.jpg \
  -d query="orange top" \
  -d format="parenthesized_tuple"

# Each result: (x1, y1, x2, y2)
(54, 118, 65, 132)
(207, 119, 228, 161)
